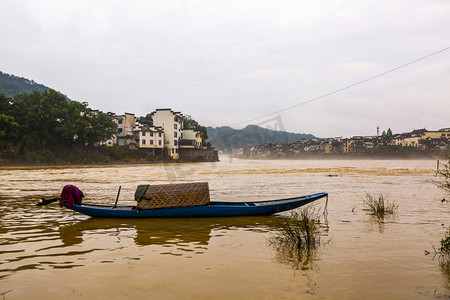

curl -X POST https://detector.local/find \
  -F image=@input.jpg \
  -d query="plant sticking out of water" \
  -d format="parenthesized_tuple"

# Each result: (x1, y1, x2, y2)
(427, 226, 450, 278)
(270, 206, 323, 250)
(436, 155, 450, 197)
(269, 206, 326, 270)
(363, 193, 398, 218)
(439, 227, 450, 262)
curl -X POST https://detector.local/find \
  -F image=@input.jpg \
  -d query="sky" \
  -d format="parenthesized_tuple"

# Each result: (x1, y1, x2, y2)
(1, 0, 449, 138)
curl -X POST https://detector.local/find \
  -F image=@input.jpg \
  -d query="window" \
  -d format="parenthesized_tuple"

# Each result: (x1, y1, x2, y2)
(142, 139, 146, 145)
(118, 128, 123, 133)
(174, 132, 177, 138)
(159, 140, 161, 145)
(150, 140, 154, 145)
(142, 132, 146, 136)
(150, 132, 153, 137)
(159, 133, 161, 137)
(174, 140, 178, 146)
(118, 120, 123, 124)
(174, 124, 177, 129)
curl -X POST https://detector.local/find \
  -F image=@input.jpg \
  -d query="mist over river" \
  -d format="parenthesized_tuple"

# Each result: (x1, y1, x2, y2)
(0, 157, 449, 299)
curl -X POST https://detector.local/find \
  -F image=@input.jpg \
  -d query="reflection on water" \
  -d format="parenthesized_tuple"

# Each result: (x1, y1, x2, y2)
(363, 214, 399, 234)
(0, 159, 449, 299)
(0, 211, 280, 279)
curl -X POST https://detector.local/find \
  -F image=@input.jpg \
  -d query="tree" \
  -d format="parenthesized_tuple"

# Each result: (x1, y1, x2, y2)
(183, 115, 208, 143)
(0, 89, 118, 160)
(0, 113, 19, 156)
(82, 110, 118, 146)
(386, 128, 393, 137)
(138, 113, 153, 125)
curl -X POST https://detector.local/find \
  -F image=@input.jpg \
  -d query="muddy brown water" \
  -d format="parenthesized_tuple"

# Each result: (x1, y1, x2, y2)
(0, 158, 449, 299)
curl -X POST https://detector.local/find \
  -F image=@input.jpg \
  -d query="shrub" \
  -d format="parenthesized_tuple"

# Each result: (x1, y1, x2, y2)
(441, 227, 450, 258)
(436, 156, 450, 195)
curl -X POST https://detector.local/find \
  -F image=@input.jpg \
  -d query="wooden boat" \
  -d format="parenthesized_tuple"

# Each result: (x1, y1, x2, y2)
(66, 192, 328, 218)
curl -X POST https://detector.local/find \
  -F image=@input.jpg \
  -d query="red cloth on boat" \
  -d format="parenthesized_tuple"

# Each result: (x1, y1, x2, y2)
(60, 185, 84, 207)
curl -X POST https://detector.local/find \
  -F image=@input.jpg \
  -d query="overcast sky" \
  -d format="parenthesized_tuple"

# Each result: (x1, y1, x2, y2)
(1, 0, 449, 137)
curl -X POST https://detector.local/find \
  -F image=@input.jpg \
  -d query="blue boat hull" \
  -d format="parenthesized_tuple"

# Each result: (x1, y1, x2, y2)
(67, 192, 328, 218)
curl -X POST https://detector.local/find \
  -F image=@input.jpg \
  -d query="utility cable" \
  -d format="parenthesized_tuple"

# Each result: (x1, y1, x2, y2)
(230, 46, 450, 127)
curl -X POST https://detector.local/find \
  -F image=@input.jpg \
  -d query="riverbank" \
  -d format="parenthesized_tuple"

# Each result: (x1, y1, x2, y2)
(0, 144, 219, 166)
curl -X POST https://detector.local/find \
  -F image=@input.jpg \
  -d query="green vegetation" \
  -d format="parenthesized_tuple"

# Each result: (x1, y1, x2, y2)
(363, 193, 398, 218)
(441, 228, 450, 257)
(184, 115, 208, 143)
(207, 125, 316, 151)
(0, 71, 50, 97)
(138, 113, 153, 125)
(0, 90, 118, 163)
(270, 206, 323, 250)
(369, 145, 419, 153)
(381, 128, 393, 139)
(269, 206, 327, 270)
(436, 156, 450, 195)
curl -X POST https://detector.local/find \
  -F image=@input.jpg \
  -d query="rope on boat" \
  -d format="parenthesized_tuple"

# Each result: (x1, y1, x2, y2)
(323, 195, 328, 216)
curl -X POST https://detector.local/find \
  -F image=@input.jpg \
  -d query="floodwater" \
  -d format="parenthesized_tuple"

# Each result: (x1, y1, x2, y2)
(0, 157, 449, 299)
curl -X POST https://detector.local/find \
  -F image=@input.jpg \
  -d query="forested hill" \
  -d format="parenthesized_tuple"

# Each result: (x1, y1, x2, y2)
(207, 125, 316, 151)
(0, 71, 50, 97)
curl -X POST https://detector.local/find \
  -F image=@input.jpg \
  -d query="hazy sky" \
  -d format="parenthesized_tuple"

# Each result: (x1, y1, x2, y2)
(1, 0, 449, 137)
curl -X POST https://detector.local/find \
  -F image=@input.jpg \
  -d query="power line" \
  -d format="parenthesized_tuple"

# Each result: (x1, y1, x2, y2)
(231, 46, 450, 127)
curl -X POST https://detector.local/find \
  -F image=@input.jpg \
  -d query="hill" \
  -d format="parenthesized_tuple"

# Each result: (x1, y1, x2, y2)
(0, 71, 50, 97)
(207, 125, 316, 151)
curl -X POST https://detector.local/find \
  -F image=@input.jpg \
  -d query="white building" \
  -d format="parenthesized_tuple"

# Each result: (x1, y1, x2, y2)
(181, 129, 203, 148)
(132, 125, 165, 156)
(150, 108, 184, 159)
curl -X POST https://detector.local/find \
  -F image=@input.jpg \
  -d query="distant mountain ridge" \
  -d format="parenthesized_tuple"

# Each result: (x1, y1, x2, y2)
(0, 71, 51, 98)
(207, 125, 316, 151)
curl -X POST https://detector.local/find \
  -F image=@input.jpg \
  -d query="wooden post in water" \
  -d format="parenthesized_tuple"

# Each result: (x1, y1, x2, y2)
(113, 186, 121, 208)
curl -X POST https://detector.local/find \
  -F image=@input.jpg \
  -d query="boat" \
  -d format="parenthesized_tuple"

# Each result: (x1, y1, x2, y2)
(66, 192, 328, 218)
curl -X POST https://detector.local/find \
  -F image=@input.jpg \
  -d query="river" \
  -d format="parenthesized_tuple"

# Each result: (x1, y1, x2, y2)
(0, 157, 449, 299)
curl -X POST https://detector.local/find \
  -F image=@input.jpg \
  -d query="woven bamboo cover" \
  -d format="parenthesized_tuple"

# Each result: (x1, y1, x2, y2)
(136, 182, 210, 209)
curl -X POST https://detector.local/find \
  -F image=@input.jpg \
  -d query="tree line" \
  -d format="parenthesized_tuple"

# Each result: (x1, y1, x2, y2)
(0, 90, 117, 162)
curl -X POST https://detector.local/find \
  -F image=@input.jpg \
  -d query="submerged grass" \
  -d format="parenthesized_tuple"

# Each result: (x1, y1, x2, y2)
(270, 206, 324, 250)
(363, 193, 398, 218)
(269, 206, 327, 270)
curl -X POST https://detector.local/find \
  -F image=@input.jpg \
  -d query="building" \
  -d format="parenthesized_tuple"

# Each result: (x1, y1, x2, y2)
(116, 113, 137, 147)
(150, 108, 184, 159)
(132, 125, 165, 156)
(180, 129, 203, 149)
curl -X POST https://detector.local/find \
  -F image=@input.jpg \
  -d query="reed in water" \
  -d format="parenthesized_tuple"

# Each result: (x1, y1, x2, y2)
(270, 206, 323, 250)
(363, 193, 398, 218)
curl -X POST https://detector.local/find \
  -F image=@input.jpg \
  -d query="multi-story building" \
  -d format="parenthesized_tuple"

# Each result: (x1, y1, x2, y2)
(180, 129, 203, 149)
(132, 125, 165, 156)
(116, 112, 137, 146)
(150, 108, 184, 159)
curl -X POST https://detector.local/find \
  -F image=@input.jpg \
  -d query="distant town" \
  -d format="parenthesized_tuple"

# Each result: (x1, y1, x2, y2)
(236, 127, 450, 159)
